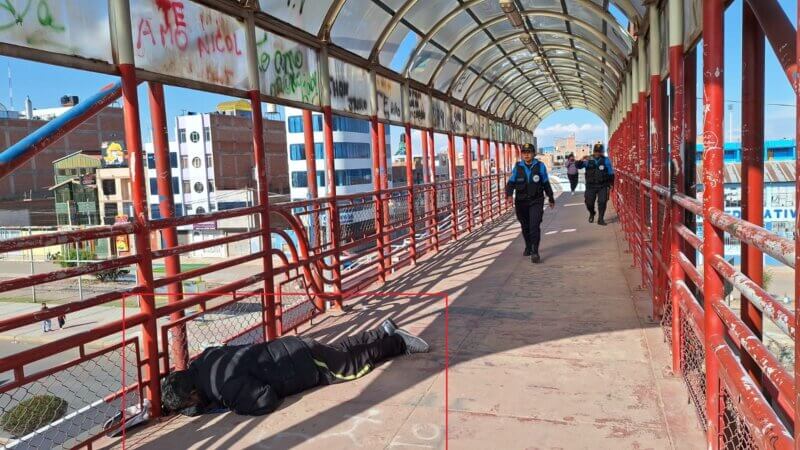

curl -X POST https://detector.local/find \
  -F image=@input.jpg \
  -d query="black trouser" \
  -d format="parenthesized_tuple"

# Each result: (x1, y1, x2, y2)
(567, 174, 579, 192)
(303, 329, 405, 385)
(585, 185, 610, 219)
(514, 200, 545, 253)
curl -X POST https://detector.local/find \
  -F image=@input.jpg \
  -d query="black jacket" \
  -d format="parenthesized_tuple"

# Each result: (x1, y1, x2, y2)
(189, 336, 319, 415)
(505, 160, 555, 205)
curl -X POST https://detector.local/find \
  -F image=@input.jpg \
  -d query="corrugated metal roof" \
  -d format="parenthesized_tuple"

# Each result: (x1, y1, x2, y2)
(695, 161, 795, 184)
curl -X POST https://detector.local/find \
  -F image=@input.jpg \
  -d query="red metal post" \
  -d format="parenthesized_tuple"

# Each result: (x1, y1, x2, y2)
(668, 8, 686, 374)
(322, 105, 343, 308)
(247, 91, 277, 340)
(147, 82, 188, 370)
(421, 127, 433, 250)
(795, 0, 800, 440)
(702, 0, 725, 445)
(428, 130, 439, 251)
(740, 1, 765, 388)
(370, 115, 386, 280)
(447, 132, 458, 239)
(302, 110, 321, 248)
(464, 136, 474, 232)
(475, 138, 483, 226)
(481, 139, 490, 224)
(378, 122, 390, 269)
(404, 124, 417, 263)
(651, 69, 664, 319)
(119, 63, 160, 417)
(494, 141, 502, 218)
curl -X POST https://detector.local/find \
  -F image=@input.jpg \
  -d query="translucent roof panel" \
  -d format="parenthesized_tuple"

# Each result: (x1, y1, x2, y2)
(329, 1, 393, 58)
(250, 0, 646, 127)
(380, 24, 421, 72)
(409, 44, 446, 84)
(402, 0, 454, 35)
(258, 0, 334, 35)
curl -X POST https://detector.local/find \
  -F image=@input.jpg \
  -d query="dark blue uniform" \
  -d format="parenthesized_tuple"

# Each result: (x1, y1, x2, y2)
(576, 156, 614, 222)
(505, 160, 555, 255)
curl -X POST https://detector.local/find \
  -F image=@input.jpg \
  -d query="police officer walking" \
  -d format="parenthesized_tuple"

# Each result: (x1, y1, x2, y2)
(506, 143, 556, 263)
(576, 143, 614, 226)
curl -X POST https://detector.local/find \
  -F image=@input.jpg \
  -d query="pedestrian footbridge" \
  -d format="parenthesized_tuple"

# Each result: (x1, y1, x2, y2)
(0, 1, 797, 449)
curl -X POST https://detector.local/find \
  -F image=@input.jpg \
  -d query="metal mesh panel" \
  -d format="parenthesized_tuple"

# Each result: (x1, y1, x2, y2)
(167, 295, 265, 361)
(0, 342, 141, 449)
(338, 202, 377, 244)
(720, 384, 758, 450)
(660, 299, 673, 350)
(680, 313, 707, 431)
(386, 193, 410, 227)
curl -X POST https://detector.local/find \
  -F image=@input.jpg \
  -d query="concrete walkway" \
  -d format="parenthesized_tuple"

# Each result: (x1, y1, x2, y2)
(101, 197, 704, 449)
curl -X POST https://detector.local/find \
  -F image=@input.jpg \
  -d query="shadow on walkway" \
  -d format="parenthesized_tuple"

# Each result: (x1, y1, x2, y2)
(104, 201, 703, 450)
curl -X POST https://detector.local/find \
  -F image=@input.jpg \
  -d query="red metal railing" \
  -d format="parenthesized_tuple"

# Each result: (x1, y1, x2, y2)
(609, 2, 800, 448)
(0, 171, 512, 448)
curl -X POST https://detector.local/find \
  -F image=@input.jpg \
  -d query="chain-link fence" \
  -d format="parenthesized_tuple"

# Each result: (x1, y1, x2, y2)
(160, 293, 266, 369)
(0, 340, 142, 449)
(660, 299, 673, 350)
(720, 384, 758, 450)
(338, 201, 378, 245)
(680, 311, 707, 431)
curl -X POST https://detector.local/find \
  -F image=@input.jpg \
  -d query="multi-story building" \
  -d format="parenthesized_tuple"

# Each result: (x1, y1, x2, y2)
(284, 107, 391, 201)
(50, 151, 102, 227)
(0, 97, 124, 203)
(142, 104, 289, 257)
(552, 134, 592, 165)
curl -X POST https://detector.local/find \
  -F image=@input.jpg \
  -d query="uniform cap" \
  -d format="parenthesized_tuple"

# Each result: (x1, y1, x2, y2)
(521, 143, 535, 153)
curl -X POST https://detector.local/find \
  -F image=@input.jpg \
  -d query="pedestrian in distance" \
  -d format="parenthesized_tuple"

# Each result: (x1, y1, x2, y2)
(41, 303, 51, 333)
(565, 153, 579, 194)
(57, 313, 66, 329)
(576, 143, 615, 226)
(505, 143, 556, 264)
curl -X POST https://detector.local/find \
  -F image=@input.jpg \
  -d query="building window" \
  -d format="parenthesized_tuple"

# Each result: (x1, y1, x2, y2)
(170, 152, 178, 168)
(104, 203, 118, 222)
(335, 168, 372, 186)
(192, 157, 202, 168)
(190, 131, 200, 143)
(767, 147, 794, 161)
(181, 155, 188, 169)
(101, 179, 116, 196)
(331, 115, 369, 133)
(291, 171, 326, 188)
(334, 142, 371, 159)
(147, 153, 156, 169)
(194, 182, 204, 193)
(149, 178, 158, 193)
(218, 201, 248, 210)
(196, 206, 206, 214)
(289, 143, 324, 161)
(208, 180, 214, 192)
(287, 115, 323, 133)
(206, 155, 213, 167)
(182, 180, 190, 193)
(150, 204, 162, 220)
(178, 128, 187, 143)
(204, 126, 211, 141)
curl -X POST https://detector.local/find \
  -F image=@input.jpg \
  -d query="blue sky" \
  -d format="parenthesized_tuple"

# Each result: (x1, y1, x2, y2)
(1, 1, 797, 150)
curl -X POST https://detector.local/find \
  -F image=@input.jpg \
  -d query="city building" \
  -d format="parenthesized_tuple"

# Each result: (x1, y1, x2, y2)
(284, 107, 391, 201)
(552, 134, 592, 165)
(143, 104, 289, 257)
(0, 97, 124, 205)
(50, 151, 102, 227)
(694, 139, 796, 162)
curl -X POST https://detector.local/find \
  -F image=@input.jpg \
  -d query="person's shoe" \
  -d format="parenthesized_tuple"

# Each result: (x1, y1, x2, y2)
(396, 329, 430, 354)
(381, 318, 399, 335)
(523, 247, 532, 256)
(588, 213, 595, 223)
(598, 219, 607, 226)
(531, 253, 541, 264)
